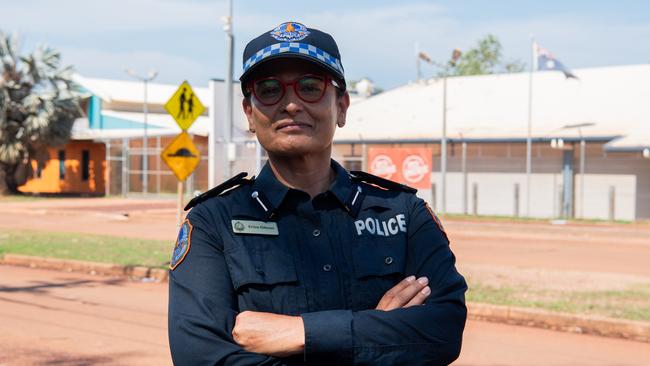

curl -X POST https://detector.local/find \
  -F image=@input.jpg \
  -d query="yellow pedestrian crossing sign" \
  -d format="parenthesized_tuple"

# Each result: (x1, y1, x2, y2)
(161, 132, 201, 181)
(165, 81, 205, 130)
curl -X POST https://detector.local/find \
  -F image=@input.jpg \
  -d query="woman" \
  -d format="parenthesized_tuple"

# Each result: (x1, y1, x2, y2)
(168, 22, 467, 365)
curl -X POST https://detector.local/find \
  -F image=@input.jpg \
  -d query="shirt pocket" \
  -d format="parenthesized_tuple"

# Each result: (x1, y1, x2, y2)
(349, 236, 407, 310)
(224, 242, 302, 315)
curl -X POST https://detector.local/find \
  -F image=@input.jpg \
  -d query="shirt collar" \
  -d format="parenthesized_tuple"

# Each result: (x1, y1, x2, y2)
(250, 160, 360, 216)
(328, 159, 355, 209)
(251, 163, 290, 214)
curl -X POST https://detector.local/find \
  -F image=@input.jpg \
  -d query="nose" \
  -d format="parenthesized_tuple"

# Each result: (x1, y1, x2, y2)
(281, 85, 303, 115)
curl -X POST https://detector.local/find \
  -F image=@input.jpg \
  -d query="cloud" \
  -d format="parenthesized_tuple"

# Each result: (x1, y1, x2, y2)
(1, 0, 223, 34)
(59, 47, 211, 86)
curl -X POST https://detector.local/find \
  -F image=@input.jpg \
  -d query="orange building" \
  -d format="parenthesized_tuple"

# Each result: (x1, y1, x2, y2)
(19, 140, 106, 195)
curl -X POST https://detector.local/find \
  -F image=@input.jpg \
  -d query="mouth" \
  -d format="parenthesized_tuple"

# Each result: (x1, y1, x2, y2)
(275, 121, 312, 131)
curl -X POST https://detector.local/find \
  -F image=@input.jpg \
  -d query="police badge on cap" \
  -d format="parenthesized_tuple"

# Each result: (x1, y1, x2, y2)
(270, 22, 310, 41)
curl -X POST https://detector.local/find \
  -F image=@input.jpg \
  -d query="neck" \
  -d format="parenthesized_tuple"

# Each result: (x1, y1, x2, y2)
(267, 152, 334, 198)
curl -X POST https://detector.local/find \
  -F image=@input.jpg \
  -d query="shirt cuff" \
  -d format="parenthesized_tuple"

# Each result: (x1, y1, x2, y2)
(301, 310, 353, 361)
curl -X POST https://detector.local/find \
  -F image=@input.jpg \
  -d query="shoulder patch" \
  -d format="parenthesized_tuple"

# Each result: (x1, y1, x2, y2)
(424, 202, 448, 241)
(351, 170, 417, 194)
(170, 219, 193, 270)
(184, 172, 253, 210)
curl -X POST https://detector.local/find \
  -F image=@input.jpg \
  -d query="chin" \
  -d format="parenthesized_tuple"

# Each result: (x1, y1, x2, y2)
(267, 141, 330, 158)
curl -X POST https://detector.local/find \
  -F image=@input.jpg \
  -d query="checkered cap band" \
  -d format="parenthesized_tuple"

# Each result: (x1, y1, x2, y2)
(243, 42, 344, 76)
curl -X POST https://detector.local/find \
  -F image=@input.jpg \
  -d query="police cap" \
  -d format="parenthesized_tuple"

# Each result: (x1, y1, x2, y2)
(239, 21, 346, 92)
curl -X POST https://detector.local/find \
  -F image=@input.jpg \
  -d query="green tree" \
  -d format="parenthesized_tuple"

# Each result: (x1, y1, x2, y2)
(450, 34, 525, 76)
(0, 31, 81, 194)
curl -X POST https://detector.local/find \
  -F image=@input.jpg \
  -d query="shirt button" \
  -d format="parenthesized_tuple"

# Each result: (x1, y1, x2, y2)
(312, 229, 321, 237)
(384, 256, 394, 265)
(322, 264, 332, 272)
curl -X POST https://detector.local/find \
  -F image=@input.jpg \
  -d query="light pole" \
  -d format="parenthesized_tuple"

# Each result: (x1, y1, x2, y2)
(416, 48, 461, 214)
(221, 0, 234, 180)
(125, 68, 158, 194)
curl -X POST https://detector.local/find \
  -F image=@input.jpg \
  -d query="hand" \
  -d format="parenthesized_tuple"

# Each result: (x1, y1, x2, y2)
(232, 311, 305, 357)
(375, 275, 431, 311)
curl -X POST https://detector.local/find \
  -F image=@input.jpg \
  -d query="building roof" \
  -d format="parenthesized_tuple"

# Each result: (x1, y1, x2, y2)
(74, 75, 212, 105)
(73, 75, 252, 141)
(337, 64, 650, 150)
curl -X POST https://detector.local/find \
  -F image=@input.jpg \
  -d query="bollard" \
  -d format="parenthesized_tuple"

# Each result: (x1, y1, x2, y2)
(514, 183, 520, 217)
(609, 186, 616, 221)
(472, 183, 478, 215)
(431, 183, 437, 212)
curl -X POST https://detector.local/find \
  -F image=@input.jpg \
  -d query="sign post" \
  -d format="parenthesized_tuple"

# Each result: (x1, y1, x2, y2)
(162, 81, 205, 225)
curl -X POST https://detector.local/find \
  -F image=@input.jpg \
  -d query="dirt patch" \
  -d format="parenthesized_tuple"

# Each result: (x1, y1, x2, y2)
(460, 263, 650, 292)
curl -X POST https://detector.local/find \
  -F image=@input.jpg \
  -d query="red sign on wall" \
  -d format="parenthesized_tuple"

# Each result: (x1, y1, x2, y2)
(367, 147, 432, 189)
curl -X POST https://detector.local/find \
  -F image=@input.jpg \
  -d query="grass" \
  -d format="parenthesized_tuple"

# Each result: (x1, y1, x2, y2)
(0, 230, 172, 269)
(467, 282, 650, 322)
(0, 194, 49, 202)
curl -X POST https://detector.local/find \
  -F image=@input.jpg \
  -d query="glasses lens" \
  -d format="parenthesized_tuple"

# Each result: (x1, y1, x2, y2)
(254, 79, 282, 104)
(296, 75, 326, 102)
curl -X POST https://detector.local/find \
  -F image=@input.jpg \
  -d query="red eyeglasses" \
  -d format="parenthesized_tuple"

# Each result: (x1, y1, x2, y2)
(248, 74, 340, 106)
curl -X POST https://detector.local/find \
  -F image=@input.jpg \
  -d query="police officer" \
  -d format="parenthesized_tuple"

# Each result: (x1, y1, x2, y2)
(168, 21, 467, 365)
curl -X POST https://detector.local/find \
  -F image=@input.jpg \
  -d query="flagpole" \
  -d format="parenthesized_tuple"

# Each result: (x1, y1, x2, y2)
(526, 35, 535, 217)
(415, 42, 421, 81)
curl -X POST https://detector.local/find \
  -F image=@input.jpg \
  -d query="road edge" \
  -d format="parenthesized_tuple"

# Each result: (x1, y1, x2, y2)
(0, 253, 168, 282)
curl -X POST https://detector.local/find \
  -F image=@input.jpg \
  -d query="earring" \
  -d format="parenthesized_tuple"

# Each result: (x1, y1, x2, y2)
(249, 128, 256, 133)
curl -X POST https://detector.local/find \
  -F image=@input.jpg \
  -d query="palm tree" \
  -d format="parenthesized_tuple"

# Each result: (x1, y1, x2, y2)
(0, 31, 82, 194)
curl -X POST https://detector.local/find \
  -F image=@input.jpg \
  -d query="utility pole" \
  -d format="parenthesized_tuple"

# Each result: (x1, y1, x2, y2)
(526, 35, 536, 217)
(222, 0, 234, 180)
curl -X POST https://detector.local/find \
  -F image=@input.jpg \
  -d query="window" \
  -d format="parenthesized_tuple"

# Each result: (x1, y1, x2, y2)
(82, 150, 90, 181)
(58, 150, 66, 180)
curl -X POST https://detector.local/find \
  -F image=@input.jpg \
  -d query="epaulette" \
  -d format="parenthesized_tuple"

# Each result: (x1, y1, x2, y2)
(184, 172, 253, 211)
(350, 170, 417, 194)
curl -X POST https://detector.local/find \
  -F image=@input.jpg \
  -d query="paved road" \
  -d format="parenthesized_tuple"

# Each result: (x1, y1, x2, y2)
(1, 265, 649, 366)
(0, 265, 170, 365)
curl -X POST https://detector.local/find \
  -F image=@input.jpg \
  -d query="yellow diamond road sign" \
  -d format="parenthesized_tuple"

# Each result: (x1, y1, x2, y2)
(161, 132, 201, 181)
(165, 81, 205, 131)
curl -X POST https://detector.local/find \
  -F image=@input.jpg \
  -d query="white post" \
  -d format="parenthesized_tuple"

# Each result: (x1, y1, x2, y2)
(440, 75, 447, 214)
(415, 42, 421, 81)
(223, 0, 234, 179)
(208, 80, 218, 187)
(462, 140, 467, 215)
(526, 36, 536, 217)
(177, 181, 184, 227)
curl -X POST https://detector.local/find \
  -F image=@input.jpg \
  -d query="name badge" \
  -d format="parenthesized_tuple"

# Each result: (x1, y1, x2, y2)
(231, 220, 279, 236)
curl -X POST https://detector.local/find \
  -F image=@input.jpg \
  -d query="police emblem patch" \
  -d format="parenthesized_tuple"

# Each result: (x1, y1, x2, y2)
(269, 22, 310, 41)
(425, 202, 448, 241)
(170, 219, 193, 270)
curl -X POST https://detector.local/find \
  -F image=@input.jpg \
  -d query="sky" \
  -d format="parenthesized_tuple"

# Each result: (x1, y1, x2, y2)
(1, 0, 649, 90)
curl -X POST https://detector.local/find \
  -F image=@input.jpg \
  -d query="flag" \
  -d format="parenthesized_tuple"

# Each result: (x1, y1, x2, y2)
(418, 51, 432, 64)
(534, 42, 577, 79)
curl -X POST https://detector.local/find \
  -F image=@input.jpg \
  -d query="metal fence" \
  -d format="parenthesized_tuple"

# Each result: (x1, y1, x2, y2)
(104, 138, 650, 220)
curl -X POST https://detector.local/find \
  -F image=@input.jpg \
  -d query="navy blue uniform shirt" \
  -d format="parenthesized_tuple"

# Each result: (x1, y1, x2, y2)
(168, 160, 467, 365)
